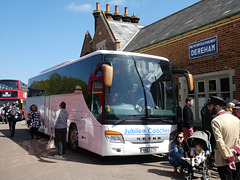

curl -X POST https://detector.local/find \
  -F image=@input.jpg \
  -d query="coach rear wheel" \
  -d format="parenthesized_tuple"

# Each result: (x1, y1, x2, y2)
(68, 124, 78, 151)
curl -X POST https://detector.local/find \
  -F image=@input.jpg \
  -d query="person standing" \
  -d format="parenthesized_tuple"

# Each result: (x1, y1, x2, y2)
(233, 103, 240, 119)
(201, 101, 216, 167)
(226, 102, 235, 114)
(53, 102, 69, 157)
(7, 102, 20, 137)
(143, 80, 159, 109)
(27, 104, 42, 139)
(4, 103, 10, 124)
(208, 96, 240, 180)
(182, 97, 194, 139)
(1, 104, 5, 124)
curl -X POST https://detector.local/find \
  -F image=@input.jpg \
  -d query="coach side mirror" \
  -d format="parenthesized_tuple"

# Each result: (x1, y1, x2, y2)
(172, 69, 194, 92)
(184, 73, 194, 92)
(102, 64, 113, 87)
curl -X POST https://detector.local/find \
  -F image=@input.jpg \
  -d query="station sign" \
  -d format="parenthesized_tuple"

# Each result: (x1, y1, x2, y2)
(189, 36, 218, 59)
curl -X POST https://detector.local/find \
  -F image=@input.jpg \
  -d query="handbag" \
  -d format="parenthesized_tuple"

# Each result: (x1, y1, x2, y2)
(46, 134, 55, 150)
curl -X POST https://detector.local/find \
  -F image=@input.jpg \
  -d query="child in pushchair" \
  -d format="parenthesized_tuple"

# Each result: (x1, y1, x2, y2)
(184, 131, 211, 180)
(189, 141, 206, 168)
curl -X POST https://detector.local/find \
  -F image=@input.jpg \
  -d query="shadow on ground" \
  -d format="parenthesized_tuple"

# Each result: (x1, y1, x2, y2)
(0, 122, 162, 165)
(0, 121, 220, 179)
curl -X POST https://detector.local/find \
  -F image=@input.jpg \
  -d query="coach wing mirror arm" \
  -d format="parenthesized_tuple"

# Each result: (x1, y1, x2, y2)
(172, 69, 194, 92)
(97, 62, 113, 87)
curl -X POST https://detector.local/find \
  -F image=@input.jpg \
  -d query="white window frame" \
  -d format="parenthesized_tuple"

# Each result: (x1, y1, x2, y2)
(179, 69, 235, 122)
(96, 40, 106, 50)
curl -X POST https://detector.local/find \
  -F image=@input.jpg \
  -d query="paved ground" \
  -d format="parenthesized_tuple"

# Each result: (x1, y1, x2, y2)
(0, 121, 220, 180)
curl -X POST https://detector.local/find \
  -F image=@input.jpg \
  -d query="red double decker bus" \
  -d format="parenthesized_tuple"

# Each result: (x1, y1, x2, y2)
(0, 79, 27, 119)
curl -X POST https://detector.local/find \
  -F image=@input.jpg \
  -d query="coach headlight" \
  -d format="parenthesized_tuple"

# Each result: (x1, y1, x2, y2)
(105, 130, 125, 143)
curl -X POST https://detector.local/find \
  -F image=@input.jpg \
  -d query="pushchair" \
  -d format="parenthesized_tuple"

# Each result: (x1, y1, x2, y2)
(184, 131, 211, 180)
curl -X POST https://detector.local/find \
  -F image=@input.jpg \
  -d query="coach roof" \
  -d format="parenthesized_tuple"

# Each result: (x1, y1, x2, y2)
(39, 50, 169, 75)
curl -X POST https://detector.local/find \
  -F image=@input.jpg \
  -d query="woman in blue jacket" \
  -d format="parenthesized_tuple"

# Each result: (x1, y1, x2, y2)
(169, 132, 189, 174)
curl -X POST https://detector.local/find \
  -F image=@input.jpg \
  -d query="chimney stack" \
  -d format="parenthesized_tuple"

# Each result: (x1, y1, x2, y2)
(93, 2, 101, 31)
(131, 13, 140, 23)
(115, 5, 119, 13)
(96, 2, 100, 10)
(122, 7, 131, 22)
(93, 3, 140, 24)
(112, 5, 122, 21)
(105, 4, 113, 20)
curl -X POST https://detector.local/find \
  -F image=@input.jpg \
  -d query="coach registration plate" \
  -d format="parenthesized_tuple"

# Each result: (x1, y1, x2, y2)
(140, 147, 158, 153)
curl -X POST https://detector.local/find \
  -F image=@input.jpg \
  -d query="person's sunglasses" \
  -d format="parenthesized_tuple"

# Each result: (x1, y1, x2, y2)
(177, 136, 183, 139)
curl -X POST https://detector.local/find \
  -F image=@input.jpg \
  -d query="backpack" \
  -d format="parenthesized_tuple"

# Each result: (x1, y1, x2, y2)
(9, 107, 18, 117)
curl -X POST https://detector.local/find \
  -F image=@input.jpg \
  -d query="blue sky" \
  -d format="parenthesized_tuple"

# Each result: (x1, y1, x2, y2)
(0, 0, 199, 84)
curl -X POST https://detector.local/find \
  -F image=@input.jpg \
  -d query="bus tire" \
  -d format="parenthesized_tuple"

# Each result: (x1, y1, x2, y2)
(68, 124, 78, 151)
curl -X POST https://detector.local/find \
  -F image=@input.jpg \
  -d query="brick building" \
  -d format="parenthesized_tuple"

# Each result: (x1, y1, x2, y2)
(80, 3, 144, 57)
(81, 0, 240, 122)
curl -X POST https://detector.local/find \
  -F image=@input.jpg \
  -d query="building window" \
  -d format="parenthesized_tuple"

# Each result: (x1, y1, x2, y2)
(198, 81, 204, 93)
(96, 40, 106, 50)
(221, 78, 230, 102)
(209, 79, 217, 96)
(179, 69, 235, 122)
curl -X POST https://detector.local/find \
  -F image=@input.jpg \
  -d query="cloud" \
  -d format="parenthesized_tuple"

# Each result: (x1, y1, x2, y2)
(108, 0, 127, 6)
(66, 3, 93, 12)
